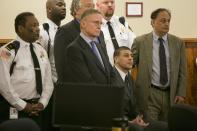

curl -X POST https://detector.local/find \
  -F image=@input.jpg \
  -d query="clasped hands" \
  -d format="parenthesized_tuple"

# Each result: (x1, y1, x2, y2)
(129, 114, 149, 127)
(23, 102, 44, 116)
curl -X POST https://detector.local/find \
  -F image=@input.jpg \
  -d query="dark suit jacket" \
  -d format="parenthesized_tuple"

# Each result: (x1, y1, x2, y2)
(112, 67, 138, 120)
(54, 19, 108, 82)
(54, 19, 80, 81)
(64, 35, 112, 85)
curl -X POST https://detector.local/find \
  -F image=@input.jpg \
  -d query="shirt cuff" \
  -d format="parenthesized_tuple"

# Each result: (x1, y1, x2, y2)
(14, 99, 27, 111)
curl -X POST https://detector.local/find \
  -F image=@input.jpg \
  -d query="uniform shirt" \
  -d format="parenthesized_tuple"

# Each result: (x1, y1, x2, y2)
(0, 36, 54, 111)
(101, 15, 136, 65)
(38, 18, 59, 82)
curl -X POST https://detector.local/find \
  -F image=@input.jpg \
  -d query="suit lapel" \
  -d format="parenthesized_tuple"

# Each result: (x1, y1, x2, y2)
(79, 36, 106, 73)
(167, 34, 175, 86)
(114, 67, 132, 99)
(72, 19, 80, 33)
(145, 33, 153, 76)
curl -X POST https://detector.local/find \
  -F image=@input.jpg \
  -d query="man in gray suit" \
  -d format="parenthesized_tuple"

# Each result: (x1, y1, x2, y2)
(131, 8, 187, 121)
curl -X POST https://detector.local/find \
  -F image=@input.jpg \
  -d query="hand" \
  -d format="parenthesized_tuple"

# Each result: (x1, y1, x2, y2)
(32, 102, 44, 112)
(29, 103, 44, 116)
(129, 115, 149, 127)
(23, 103, 33, 113)
(174, 96, 185, 104)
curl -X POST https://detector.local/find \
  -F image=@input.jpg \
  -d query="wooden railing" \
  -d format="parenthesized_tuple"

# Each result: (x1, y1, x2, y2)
(183, 38, 197, 106)
(0, 39, 12, 47)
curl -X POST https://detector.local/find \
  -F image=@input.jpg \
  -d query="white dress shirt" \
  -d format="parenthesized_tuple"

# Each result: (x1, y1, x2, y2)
(0, 36, 54, 111)
(115, 66, 127, 82)
(101, 15, 136, 65)
(38, 18, 59, 82)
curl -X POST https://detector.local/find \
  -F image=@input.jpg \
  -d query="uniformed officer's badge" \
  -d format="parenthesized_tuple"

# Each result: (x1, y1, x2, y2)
(40, 51, 45, 59)
(121, 26, 126, 33)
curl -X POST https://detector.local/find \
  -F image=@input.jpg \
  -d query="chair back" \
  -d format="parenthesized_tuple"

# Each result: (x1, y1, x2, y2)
(0, 118, 40, 131)
(168, 104, 197, 131)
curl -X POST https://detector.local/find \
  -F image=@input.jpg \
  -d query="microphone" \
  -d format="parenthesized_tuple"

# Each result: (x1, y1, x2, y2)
(119, 16, 133, 32)
(119, 16, 125, 26)
(43, 23, 49, 32)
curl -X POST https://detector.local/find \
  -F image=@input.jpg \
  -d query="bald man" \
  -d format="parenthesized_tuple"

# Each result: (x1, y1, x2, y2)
(38, 0, 66, 83)
(37, 0, 66, 131)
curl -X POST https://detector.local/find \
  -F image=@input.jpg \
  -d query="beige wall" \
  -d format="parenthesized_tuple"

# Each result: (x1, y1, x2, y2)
(1, 0, 196, 39)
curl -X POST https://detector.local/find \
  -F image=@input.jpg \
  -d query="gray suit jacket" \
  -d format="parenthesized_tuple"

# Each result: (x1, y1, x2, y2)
(131, 32, 187, 113)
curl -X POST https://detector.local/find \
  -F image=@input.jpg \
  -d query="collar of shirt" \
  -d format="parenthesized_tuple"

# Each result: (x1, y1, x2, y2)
(102, 15, 116, 26)
(16, 35, 31, 48)
(16, 35, 38, 49)
(152, 31, 168, 44)
(80, 32, 98, 47)
(46, 18, 59, 31)
(74, 18, 80, 23)
(115, 66, 128, 82)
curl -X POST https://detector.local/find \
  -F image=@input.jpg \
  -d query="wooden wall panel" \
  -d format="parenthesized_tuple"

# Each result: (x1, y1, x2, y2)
(184, 38, 197, 106)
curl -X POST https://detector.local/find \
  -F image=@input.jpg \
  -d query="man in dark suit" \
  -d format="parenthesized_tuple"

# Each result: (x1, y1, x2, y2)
(54, 0, 94, 81)
(131, 8, 187, 121)
(113, 46, 149, 131)
(113, 46, 169, 131)
(64, 9, 112, 85)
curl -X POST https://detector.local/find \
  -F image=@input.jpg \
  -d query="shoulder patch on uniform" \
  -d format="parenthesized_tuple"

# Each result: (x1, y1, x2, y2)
(5, 41, 20, 51)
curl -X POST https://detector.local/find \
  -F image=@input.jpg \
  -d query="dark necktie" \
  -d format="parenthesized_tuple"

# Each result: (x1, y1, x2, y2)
(125, 74, 132, 96)
(90, 41, 104, 68)
(158, 38, 168, 85)
(30, 43, 43, 95)
(107, 21, 119, 50)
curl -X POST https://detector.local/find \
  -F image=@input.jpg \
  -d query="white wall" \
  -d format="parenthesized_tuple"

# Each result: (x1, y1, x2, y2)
(0, 0, 196, 39)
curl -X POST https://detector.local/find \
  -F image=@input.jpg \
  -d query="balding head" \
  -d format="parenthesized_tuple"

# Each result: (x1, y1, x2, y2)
(96, 0, 115, 20)
(46, 0, 66, 25)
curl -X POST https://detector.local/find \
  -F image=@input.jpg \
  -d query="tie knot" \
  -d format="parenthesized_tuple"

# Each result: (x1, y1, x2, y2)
(90, 41, 97, 46)
(158, 38, 163, 43)
(29, 43, 34, 48)
(107, 21, 111, 26)
(125, 74, 129, 81)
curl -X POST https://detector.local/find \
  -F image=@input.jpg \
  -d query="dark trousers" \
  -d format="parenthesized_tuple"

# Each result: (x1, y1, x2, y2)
(42, 94, 60, 131)
(0, 98, 10, 124)
(0, 96, 44, 130)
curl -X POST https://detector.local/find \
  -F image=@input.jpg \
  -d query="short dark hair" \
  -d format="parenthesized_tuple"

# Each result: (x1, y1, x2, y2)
(113, 46, 131, 58)
(15, 12, 34, 33)
(151, 8, 171, 20)
(81, 9, 101, 20)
